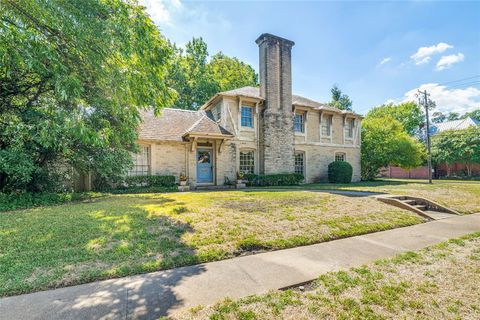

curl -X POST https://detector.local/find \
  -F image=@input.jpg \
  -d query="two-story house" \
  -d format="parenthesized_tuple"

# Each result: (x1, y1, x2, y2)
(134, 33, 362, 186)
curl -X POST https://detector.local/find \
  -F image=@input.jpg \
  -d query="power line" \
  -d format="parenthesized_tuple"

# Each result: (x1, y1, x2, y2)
(443, 81, 480, 89)
(438, 75, 480, 86)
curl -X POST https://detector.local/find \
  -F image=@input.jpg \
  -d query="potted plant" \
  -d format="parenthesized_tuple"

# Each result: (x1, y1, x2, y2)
(179, 173, 188, 186)
(236, 171, 245, 184)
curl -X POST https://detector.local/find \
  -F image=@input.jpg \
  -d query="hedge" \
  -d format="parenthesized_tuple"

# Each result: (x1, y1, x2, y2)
(123, 175, 176, 188)
(328, 161, 353, 183)
(243, 173, 304, 186)
(0, 192, 101, 212)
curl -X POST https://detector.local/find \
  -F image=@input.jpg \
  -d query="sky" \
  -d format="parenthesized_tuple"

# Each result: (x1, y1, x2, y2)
(140, 0, 480, 115)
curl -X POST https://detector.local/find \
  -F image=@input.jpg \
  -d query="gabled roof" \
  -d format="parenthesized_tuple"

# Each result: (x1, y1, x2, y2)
(434, 117, 479, 132)
(138, 108, 232, 142)
(202, 86, 362, 117)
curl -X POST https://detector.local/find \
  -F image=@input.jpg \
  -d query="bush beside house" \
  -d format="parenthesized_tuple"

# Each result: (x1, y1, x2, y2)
(328, 161, 353, 183)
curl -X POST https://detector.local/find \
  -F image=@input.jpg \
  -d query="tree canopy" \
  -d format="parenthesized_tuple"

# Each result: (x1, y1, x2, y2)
(329, 85, 353, 111)
(168, 38, 258, 110)
(432, 126, 480, 176)
(366, 102, 424, 136)
(0, 0, 174, 191)
(361, 115, 426, 180)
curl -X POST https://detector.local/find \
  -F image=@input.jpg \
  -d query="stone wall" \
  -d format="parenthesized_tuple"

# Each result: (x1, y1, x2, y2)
(256, 33, 296, 174)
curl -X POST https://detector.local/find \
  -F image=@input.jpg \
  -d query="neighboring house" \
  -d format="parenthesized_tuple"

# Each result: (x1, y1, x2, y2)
(133, 33, 362, 187)
(431, 117, 479, 133)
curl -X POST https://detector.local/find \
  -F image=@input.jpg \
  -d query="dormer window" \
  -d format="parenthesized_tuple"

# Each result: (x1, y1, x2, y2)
(212, 103, 221, 121)
(294, 112, 305, 133)
(241, 106, 253, 127)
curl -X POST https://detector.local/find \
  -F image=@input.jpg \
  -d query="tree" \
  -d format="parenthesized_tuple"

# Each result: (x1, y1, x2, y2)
(461, 109, 480, 121)
(208, 52, 258, 92)
(0, 0, 174, 192)
(367, 102, 424, 136)
(446, 112, 460, 121)
(432, 126, 480, 177)
(168, 39, 257, 110)
(432, 111, 446, 123)
(329, 85, 353, 111)
(361, 115, 426, 180)
(431, 131, 459, 177)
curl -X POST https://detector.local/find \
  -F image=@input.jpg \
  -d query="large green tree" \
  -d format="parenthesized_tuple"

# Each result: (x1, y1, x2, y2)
(168, 38, 257, 110)
(361, 115, 426, 180)
(0, 0, 174, 192)
(329, 85, 353, 111)
(432, 126, 480, 177)
(367, 102, 424, 136)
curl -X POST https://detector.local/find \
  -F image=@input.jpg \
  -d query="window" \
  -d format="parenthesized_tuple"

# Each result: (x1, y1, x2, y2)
(128, 145, 150, 176)
(212, 103, 221, 121)
(294, 152, 305, 176)
(335, 152, 346, 162)
(294, 112, 305, 133)
(239, 150, 254, 174)
(241, 106, 253, 127)
(345, 118, 354, 139)
(321, 115, 332, 136)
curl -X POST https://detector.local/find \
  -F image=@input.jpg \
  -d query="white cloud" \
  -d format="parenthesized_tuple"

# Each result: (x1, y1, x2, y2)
(379, 57, 391, 65)
(410, 42, 453, 65)
(436, 53, 465, 71)
(139, 0, 231, 47)
(139, 0, 182, 25)
(402, 83, 480, 114)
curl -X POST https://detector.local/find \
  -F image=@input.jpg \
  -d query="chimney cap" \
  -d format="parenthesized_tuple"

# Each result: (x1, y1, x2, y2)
(255, 33, 295, 47)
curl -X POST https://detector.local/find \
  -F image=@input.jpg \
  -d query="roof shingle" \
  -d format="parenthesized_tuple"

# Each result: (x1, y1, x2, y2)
(138, 108, 232, 142)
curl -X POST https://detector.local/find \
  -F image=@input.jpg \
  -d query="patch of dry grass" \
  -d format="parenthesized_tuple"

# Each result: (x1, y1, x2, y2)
(177, 233, 480, 320)
(268, 179, 480, 214)
(0, 190, 422, 296)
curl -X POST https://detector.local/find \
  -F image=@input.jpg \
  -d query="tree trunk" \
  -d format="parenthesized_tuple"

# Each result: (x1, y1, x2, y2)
(446, 164, 451, 177)
(466, 164, 472, 177)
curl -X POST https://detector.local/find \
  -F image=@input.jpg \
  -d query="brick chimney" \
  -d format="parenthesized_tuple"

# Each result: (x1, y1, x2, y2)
(255, 33, 295, 174)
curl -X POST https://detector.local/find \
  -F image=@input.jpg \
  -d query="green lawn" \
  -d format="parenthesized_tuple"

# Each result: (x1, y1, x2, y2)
(178, 232, 480, 320)
(0, 190, 422, 296)
(263, 179, 480, 214)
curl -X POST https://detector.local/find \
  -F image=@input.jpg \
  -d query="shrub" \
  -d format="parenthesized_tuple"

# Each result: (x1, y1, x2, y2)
(123, 175, 175, 188)
(0, 192, 101, 212)
(328, 161, 353, 183)
(243, 173, 258, 186)
(245, 173, 303, 186)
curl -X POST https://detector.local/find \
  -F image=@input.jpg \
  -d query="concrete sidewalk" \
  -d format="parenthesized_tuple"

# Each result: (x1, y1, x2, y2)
(1, 214, 479, 320)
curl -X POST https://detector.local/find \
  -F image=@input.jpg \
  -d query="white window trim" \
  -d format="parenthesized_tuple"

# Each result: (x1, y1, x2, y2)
(239, 104, 255, 131)
(294, 150, 306, 181)
(320, 113, 333, 143)
(238, 148, 256, 174)
(294, 111, 307, 136)
(128, 144, 151, 176)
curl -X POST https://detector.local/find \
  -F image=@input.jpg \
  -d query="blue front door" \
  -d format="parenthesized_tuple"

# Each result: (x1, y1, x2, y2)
(197, 149, 213, 183)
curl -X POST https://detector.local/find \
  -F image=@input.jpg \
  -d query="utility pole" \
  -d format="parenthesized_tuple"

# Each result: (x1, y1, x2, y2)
(418, 90, 432, 184)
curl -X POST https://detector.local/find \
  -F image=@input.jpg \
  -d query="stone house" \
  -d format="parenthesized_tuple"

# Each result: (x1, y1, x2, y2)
(132, 34, 362, 186)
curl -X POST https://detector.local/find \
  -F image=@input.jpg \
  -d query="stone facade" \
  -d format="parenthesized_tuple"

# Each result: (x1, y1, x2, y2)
(133, 34, 363, 186)
(256, 34, 295, 174)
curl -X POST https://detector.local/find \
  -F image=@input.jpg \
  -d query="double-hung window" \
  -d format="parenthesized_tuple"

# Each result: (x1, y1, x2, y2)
(345, 118, 354, 139)
(241, 106, 253, 127)
(128, 145, 150, 176)
(321, 115, 332, 136)
(294, 112, 305, 133)
(239, 150, 255, 174)
(294, 152, 305, 176)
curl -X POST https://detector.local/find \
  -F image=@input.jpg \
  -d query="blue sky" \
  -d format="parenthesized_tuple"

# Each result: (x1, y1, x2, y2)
(141, 0, 480, 115)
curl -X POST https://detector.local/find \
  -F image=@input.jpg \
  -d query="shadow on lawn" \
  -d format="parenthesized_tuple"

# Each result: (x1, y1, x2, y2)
(0, 194, 206, 319)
